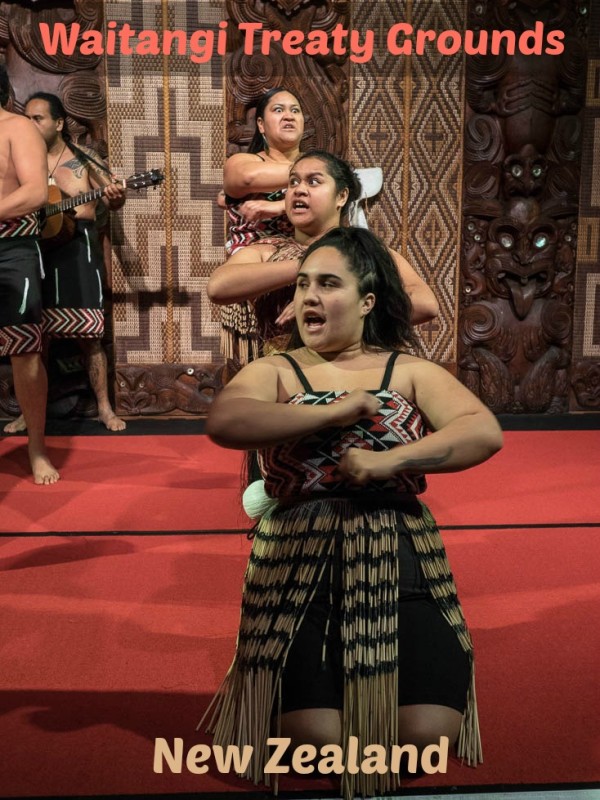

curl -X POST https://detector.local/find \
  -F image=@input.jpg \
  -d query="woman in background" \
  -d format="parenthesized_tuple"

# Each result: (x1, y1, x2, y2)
(221, 86, 304, 254)
(210, 150, 438, 363)
(217, 87, 304, 362)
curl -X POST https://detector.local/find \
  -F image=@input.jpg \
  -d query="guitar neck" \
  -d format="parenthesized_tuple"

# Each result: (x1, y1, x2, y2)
(45, 187, 106, 217)
(42, 172, 161, 220)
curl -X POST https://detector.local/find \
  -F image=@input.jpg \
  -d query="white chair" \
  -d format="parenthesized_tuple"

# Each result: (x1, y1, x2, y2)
(349, 167, 383, 228)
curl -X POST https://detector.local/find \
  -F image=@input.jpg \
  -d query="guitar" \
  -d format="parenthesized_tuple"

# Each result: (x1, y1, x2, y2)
(40, 169, 164, 249)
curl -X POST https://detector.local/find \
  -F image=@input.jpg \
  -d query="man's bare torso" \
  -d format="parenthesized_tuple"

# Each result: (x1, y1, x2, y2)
(50, 144, 105, 221)
(0, 110, 24, 206)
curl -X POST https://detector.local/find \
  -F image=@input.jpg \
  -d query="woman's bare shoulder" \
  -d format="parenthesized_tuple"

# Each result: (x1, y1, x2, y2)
(393, 353, 452, 375)
(225, 152, 265, 166)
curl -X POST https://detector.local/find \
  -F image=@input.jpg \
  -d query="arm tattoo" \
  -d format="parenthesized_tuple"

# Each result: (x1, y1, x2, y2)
(402, 447, 453, 469)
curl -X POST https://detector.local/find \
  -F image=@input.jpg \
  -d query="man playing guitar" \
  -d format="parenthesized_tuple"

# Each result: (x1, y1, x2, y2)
(4, 92, 126, 433)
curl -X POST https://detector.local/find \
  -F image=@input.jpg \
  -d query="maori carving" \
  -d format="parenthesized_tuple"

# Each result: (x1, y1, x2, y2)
(571, 362, 600, 409)
(2, 1, 107, 146)
(0, 366, 19, 418)
(226, 0, 350, 157)
(5, 2, 101, 75)
(0, 355, 98, 419)
(115, 365, 229, 416)
(459, 0, 587, 413)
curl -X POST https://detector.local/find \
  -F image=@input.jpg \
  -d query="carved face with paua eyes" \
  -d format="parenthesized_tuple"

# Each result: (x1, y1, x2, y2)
(503, 145, 548, 198)
(571, 363, 600, 409)
(115, 365, 226, 415)
(484, 210, 559, 319)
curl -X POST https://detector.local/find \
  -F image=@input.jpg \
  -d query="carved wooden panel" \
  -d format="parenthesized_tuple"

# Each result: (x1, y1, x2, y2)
(570, 0, 600, 410)
(106, 0, 226, 417)
(458, 0, 589, 414)
(225, 0, 350, 158)
(1, 1, 106, 150)
(115, 362, 229, 416)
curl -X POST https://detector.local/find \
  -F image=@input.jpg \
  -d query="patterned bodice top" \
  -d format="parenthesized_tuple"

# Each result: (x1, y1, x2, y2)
(226, 191, 294, 254)
(253, 236, 307, 347)
(225, 148, 294, 257)
(259, 352, 427, 498)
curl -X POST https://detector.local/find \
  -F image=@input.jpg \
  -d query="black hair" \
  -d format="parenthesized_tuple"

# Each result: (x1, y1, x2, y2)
(290, 226, 419, 353)
(25, 91, 72, 142)
(291, 149, 362, 219)
(248, 86, 302, 154)
(25, 91, 110, 176)
(0, 63, 10, 108)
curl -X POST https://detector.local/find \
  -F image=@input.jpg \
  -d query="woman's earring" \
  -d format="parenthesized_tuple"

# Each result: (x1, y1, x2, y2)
(262, 134, 269, 152)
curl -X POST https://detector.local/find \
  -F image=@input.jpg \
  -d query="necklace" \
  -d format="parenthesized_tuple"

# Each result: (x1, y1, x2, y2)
(48, 141, 67, 182)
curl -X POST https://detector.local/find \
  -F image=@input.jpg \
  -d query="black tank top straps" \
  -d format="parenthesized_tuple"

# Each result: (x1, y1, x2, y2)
(278, 352, 314, 393)
(279, 351, 401, 395)
(379, 350, 401, 391)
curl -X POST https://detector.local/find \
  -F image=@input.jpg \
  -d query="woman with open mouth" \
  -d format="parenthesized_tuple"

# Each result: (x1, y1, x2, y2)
(209, 149, 439, 364)
(216, 87, 304, 364)
(221, 86, 304, 256)
(201, 226, 503, 799)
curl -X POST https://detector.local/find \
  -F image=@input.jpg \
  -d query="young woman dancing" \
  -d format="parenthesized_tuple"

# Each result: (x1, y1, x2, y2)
(202, 226, 503, 799)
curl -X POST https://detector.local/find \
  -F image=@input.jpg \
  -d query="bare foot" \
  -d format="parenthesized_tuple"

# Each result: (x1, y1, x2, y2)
(30, 451, 60, 485)
(99, 410, 127, 431)
(4, 414, 27, 434)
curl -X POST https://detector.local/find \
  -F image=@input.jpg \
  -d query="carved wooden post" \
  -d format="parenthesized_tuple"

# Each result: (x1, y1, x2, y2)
(458, 0, 588, 414)
(225, 1, 349, 157)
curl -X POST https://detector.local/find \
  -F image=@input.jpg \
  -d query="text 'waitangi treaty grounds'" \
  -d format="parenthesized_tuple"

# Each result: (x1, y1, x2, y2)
(40, 20, 565, 64)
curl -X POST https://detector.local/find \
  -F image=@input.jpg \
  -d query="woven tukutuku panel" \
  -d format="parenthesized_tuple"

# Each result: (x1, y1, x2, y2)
(349, 0, 467, 365)
(105, 0, 226, 370)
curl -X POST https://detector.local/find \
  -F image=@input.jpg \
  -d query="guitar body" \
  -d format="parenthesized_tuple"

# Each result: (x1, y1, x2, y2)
(39, 170, 164, 251)
(40, 184, 77, 251)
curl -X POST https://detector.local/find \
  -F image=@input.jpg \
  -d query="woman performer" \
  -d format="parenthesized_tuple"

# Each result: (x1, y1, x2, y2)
(202, 226, 503, 799)
(217, 87, 304, 362)
(222, 86, 303, 254)
(209, 150, 439, 363)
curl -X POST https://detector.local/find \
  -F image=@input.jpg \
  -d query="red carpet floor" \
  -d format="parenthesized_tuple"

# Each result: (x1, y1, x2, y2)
(1, 430, 598, 796)
(0, 528, 599, 797)
(1, 430, 599, 532)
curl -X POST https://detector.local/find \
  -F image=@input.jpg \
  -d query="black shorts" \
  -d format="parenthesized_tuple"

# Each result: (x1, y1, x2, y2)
(0, 237, 43, 356)
(280, 533, 471, 714)
(42, 219, 105, 338)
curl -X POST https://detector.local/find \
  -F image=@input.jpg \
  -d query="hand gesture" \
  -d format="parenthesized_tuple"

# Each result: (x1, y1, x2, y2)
(238, 199, 282, 222)
(329, 390, 381, 427)
(338, 447, 395, 485)
(275, 301, 295, 327)
(105, 181, 126, 209)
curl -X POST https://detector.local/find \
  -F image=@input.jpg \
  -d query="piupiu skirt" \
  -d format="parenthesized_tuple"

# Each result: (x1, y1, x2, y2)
(201, 494, 481, 799)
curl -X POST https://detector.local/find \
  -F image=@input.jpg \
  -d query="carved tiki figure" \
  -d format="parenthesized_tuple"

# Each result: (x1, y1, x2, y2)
(460, 194, 575, 413)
